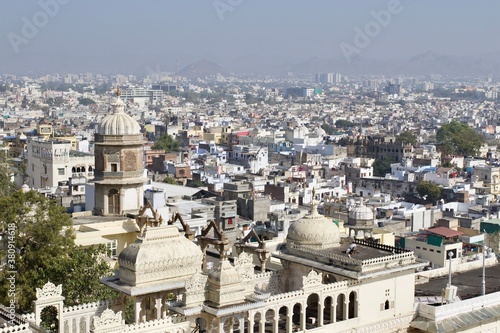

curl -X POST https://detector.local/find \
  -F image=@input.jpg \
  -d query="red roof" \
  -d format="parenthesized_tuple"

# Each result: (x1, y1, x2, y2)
(427, 227, 463, 238)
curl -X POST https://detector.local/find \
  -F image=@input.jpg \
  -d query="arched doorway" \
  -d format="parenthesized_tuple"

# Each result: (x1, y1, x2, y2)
(140, 297, 156, 322)
(348, 291, 358, 319)
(292, 303, 302, 331)
(336, 294, 345, 322)
(265, 309, 275, 332)
(40, 306, 58, 332)
(108, 189, 120, 214)
(306, 293, 319, 329)
(278, 306, 288, 332)
(253, 312, 261, 333)
(323, 296, 333, 325)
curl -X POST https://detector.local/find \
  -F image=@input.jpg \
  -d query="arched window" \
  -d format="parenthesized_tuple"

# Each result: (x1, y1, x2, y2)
(81, 166, 86, 173)
(88, 166, 93, 172)
(71, 167, 76, 173)
(108, 189, 120, 215)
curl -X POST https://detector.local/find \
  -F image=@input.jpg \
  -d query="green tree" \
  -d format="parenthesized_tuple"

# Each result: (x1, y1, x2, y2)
(436, 121, 485, 156)
(163, 176, 177, 185)
(152, 133, 180, 152)
(416, 181, 442, 202)
(0, 191, 115, 313)
(321, 123, 335, 135)
(188, 180, 204, 188)
(77, 97, 96, 106)
(245, 94, 259, 105)
(0, 160, 15, 197)
(372, 158, 392, 177)
(335, 119, 357, 128)
(396, 130, 417, 146)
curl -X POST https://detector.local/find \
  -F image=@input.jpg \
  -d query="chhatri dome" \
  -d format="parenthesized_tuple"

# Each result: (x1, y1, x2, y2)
(98, 89, 141, 136)
(348, 198, 374, 227)
(118, 225, 203, 287)
(287, 189, 340, 249)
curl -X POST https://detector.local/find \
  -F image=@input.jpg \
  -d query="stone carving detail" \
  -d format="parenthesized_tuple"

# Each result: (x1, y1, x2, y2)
(92, 309, 123, 329)
(302, 270, 322, 287)
(185, 272, 207, 291)
(124, 151, 137, 171)
(234, 252, 253, 267)
(36, 282, 62, 299)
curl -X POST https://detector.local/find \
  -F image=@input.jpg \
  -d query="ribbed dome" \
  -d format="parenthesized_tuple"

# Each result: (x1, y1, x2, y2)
(287, 200, 340, 248)
(118, 225, 203, 286)
(348, 199, 374, 221)
(98, 97, 141, 135)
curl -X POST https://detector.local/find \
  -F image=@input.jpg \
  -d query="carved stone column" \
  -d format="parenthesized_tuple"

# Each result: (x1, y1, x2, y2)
(134, 298, 142, 324)
(248, 312, 255, 333)
(154, 297, 162, 320)
(300, 309, 306, 331)
(273, 312, 278, 333)
(318, 297, 324, 326)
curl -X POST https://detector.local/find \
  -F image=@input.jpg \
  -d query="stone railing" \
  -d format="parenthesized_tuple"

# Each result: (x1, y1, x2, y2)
(0, 305, 32, 333)
(354, 239, 410, 254)
(63, 300, 116, 315)
(360, 251, 415, 273)
(287, 245, 363, 271)
(322, 279, 361, 292)
(416, 291, 500, 321)
(0, 324, 31, 333)
(267, 290, 305, 303)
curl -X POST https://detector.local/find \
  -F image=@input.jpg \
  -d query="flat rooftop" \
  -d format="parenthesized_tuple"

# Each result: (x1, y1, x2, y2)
(71, 215, 131, 226)
(415, 264, 500, 299)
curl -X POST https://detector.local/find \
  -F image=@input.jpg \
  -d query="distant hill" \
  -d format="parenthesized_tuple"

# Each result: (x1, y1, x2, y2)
(178, 60, 228, 79)
(287, 52, 500, 77)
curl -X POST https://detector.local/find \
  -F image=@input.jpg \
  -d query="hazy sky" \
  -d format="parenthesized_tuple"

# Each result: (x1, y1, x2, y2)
(1, 0, 499, 74)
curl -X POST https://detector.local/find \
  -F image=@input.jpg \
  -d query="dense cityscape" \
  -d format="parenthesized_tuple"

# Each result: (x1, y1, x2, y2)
(2, 1, 500, 333)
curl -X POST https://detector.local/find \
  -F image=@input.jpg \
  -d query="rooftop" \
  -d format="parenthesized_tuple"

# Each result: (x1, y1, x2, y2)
(427, 227, 463, 238)
(415, 264, 500, 299)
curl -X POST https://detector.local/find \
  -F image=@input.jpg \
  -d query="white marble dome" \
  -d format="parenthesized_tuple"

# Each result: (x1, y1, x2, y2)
(348, 199, 374, 226)
(118, 225, 203, 287)
(98, 97, 141, 136)
(287, 201, 340, 248)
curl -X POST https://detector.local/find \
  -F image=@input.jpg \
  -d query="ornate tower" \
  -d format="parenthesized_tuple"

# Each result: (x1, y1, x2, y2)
(93, 90, 145, 216)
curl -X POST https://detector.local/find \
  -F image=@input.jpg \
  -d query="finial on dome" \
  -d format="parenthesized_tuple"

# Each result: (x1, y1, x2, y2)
(310, 187, 318, 216)
(116, 87, 121, 97)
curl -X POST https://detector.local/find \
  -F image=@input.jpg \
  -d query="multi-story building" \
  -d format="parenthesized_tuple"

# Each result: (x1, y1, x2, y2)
(472, 164, 500, 196)
(228, 145, 268, 174)
(120, 88, 163, 106)
(26, 138, 94, 189)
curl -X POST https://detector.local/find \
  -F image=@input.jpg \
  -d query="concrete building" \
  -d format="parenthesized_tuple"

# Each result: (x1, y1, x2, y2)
(26, 138, 94, 189)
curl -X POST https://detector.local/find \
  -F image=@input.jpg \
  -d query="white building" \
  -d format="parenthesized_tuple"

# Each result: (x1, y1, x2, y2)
(26, 138, 94, 189)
